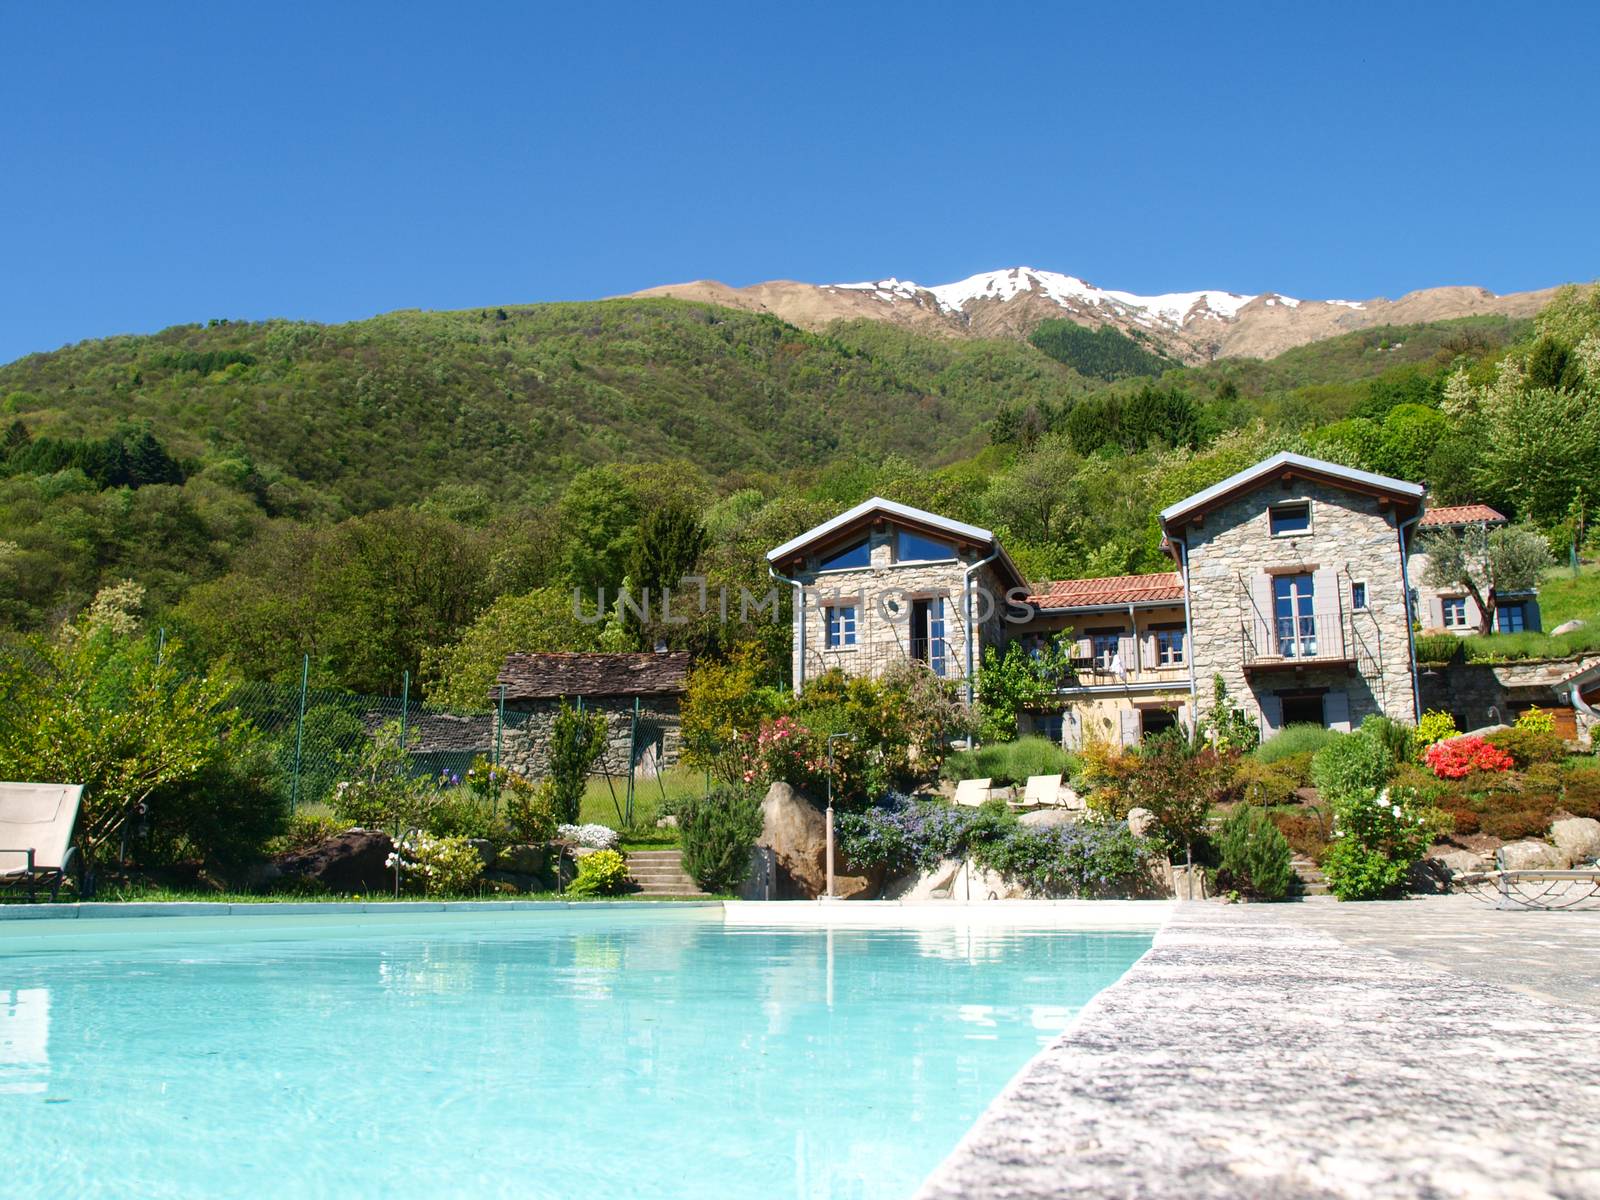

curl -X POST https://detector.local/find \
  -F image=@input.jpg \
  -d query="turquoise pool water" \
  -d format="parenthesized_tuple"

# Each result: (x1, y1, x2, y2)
(1, 909, 1149, 1199)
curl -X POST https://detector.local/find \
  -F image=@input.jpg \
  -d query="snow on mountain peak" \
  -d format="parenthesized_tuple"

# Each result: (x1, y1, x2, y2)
(828, 266, 1265, 329)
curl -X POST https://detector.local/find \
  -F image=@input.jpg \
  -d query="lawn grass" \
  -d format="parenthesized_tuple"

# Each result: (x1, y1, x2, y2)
(578, 764, 706, 845)
(1253, 723, 1343, 763)
(944, 736, 1080, 786)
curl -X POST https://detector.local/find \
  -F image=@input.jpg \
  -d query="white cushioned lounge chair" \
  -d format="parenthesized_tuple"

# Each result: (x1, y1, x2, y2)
(0, 783, 83, 903)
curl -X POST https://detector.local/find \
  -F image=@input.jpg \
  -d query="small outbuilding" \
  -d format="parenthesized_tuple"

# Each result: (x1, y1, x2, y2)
(492, 651, 692, 779)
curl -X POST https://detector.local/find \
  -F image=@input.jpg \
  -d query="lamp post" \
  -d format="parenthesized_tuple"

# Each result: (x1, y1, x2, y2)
(824, 732, 854, 900)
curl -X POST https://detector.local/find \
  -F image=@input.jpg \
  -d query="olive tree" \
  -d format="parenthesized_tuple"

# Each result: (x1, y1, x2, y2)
(1420, 525, 1552, 634)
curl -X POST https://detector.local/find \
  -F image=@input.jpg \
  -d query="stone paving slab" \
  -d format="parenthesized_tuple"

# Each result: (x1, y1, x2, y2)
(919, 899, 1600, 1200)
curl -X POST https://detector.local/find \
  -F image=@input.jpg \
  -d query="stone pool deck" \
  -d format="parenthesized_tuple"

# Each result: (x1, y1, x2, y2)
(918, 895, 1600, 1200)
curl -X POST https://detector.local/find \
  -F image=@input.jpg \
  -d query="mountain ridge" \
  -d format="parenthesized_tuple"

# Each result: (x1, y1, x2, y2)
(629, 266, 1564, 363)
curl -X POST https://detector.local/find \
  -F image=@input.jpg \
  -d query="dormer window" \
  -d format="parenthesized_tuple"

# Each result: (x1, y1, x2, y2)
(895, 529, 956, 562)
(1269, 502, 1311, 537)
(818, 539, 871, 572)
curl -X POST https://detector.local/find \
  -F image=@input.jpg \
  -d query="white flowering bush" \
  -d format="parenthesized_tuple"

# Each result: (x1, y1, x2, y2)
(557, 823, 620, 850)
(1322, 785, 1449, 901)
(386, 832, 484, 897)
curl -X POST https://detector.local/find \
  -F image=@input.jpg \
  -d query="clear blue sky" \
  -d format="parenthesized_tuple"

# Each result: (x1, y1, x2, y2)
(3, 1, 1597, 364)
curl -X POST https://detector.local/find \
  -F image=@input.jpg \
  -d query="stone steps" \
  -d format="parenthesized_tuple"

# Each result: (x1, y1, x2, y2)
(625, 849, 711, 898)
(1291, 858, 1329, 897)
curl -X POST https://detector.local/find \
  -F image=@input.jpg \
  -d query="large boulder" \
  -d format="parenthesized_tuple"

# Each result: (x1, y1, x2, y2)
(1020, 808, 1079, 829)
(1498, 840, 1571, 871)
(274, 829, 395, 893)
(1432, 848, 1492, 878)
(1550, 817, 1600, 864)
(757, 782, 882, 899)
(1552, 618, 1587, 636)
(496, 843, 548, 874)
(1126, 807, 1158, 838)
(882, 857, 1028, 901)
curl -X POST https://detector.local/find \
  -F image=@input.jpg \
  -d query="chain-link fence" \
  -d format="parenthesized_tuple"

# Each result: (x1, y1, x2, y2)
(228, 664, 503, 813)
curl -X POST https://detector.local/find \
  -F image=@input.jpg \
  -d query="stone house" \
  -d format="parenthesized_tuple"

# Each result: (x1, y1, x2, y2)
(1412, 503, 1543, 635)
(492, 651, 691, 779)
(1159, 453, 1426, 736)
(773, 453, 1434, 745)
(765, 497, 1027, 700)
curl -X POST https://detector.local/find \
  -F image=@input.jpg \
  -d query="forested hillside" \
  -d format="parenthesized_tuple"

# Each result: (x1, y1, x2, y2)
(2, 286, 1595, 704)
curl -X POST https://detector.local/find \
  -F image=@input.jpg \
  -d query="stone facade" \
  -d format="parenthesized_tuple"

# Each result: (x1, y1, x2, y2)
(785, 525, 1013, 694)
(1175, 478, 1418, 736)
(1419, 655, 1598, 744)
(1009, 601, 1191, 747)
(497, 696, 682, 780)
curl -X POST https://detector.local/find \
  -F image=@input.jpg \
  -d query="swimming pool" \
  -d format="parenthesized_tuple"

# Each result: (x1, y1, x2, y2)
(1, 908, 1150, 1199)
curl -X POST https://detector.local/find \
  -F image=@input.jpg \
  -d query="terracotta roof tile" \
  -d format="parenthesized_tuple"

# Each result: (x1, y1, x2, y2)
(1025, 572, 1183, 609)
(1420, 503, 1508, 527)
(493, 652, 692, 701)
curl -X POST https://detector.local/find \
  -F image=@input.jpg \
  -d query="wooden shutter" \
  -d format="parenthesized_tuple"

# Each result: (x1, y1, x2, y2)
(1324, 689, 1352, 733)
(1426, 594, 1445, 630)
(1118, 708, 1141, 746)
(1177, 703, 1191, 735)
(1249, 572, 1274, 654)
(1141, 632, 1158, 670)
(1311, 566, 1342, 658)
(1527, 602, 1543, 633)
(1258, 692, 1283, 738)
(1117, 635, 1136, 671)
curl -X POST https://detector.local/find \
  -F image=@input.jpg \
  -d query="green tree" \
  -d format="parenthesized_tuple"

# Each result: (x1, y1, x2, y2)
(548, 701, 607, 825)
(0, 584, 233, 884)
(625, 500, 708, 647)
(976, 636, 1071, 743)
(421, 587, 600, 708)
(1419, 524, 1554, 634)
(558, 466, 642, 593)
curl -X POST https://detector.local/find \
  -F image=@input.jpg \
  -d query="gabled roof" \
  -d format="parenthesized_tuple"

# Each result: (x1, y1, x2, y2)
(1159, 452, 1426, 529)
(1420, 503, 1508, 527)
(766, 496, 995, 562)
(1025, 572, 1183, 609)
(493, 652, 692, 701)
(766, 496, 1027, 589)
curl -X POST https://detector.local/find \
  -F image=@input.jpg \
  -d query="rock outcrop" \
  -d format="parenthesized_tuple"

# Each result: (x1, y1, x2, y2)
(757, 782, 881, 899)
(1497, 840, 1570, 871)
(273, 829, 395, 893)
(1549, 817, 1600, 864)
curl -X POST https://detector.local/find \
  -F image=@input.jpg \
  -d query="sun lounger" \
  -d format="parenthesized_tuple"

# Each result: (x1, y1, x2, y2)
(0, 783, 83, 902)
(953, 777, 992, 807)
(1015, 774, 1063, 809)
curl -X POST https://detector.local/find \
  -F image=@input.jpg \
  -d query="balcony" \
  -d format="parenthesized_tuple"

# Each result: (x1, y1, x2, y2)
(1241, 613, 1357, 672)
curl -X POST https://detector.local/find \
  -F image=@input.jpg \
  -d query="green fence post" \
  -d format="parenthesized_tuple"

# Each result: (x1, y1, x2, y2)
(290, 654, 309, 812)
(626, 696, 639, 829)
(400, 670, 410, 749)
(496, 685, 505, 768)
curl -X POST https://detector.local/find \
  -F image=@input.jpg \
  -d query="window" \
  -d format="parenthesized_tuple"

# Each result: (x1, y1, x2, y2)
(895, 529, 956, 562)
(1269, 501, 1311, 536)
(1279, 691, 1326, 727)
(1090, 630, 1123, 671)
(819, 539, 870, 571)
(911, 598, 947, 676)
(1156, 628, 1186, 666)
(825, 604, 857, 647)
(1041, 712, 1065, 745)
(1441, 597, 1469, 630)
(1350, 581, 1368, 611)
(1497, 603, 1526, 633)
(1273, 573, 1317, 657)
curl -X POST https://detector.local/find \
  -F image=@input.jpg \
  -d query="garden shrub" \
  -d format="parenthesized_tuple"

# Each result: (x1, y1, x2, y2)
(1311, 721, 1400, 801)
(1322, 786, 1449, 901)
(1423, 736, 1515, 779)
(268, 809, 344, 854)
(426, 790, 499, 840)
(1234, 757, 1304, 807)
(1413, 710, 1460, 759)
(1485, 728, 1566, 769)
(567, 848, 630, 896)
(1560, 769, 1600, 819)
(680, 646, 784, 782)
(548, 701, 608, 825)
(1216, 805, 1294, 900)
(835, 795, 1152, 897)
(1116, 736, 1239, 861)
(943, 736, 1078, 787)
(389, 833, 484, 897)
(1515, 706, 1556, 734)
(1480, 805, 1551, 841)
(504, 775, 557, 844)
(1268, 808, 1330, 863)
(1413, 634, 1462, 665)
(1360, 716, 1416, 768)
(1254, 724, 1342, 764)
(558, 823, 621, 850)
(677, 784, 763, 892)
(141, 736, 290, 873)
(1199, 674, 1260, 753)
(332, 722, 433, 833)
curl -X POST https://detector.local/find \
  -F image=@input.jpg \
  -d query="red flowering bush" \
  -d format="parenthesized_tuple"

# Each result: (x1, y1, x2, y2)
(1423, 736, 1515, 780)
